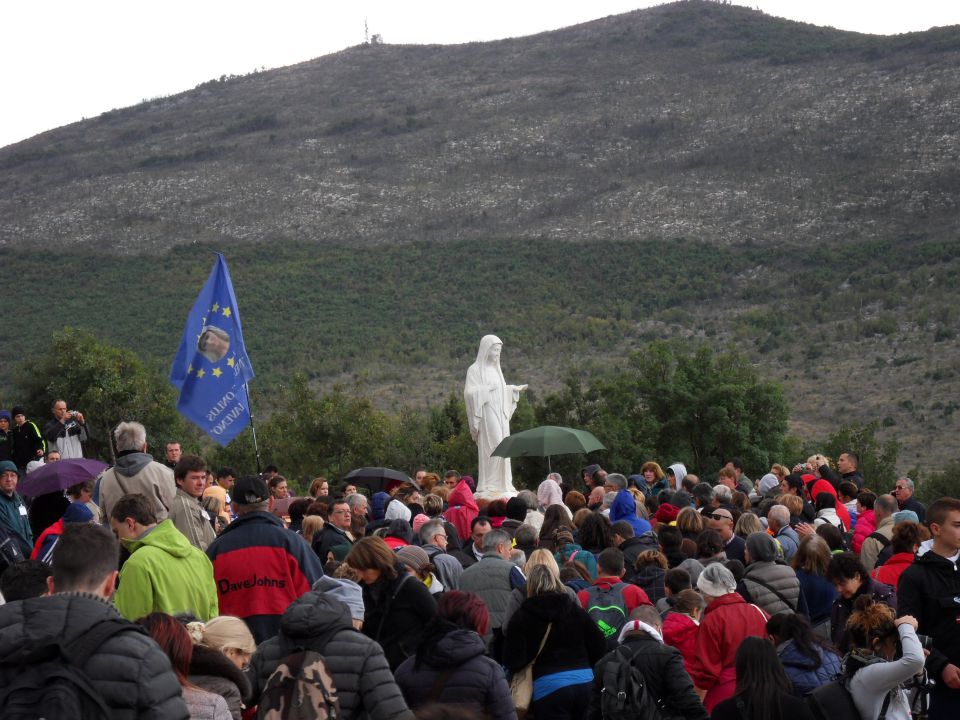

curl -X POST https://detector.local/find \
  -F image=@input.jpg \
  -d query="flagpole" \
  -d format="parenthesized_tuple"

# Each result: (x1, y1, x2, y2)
(245, 383, 263, 474)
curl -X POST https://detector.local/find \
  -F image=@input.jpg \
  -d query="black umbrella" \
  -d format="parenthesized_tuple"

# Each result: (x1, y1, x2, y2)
(342, 467, 415, 495)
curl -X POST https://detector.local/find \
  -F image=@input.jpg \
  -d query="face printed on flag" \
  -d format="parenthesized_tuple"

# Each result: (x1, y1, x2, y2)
(170, 254, 255, 446)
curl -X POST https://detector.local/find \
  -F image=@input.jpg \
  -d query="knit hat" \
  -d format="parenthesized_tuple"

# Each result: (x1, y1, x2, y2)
(313, 576, 365, 621)
(384, 499, 412, 523)
(396, 545, 431, 573)
(412, 513, 430, 535)
(745, 531, 778, 563)
(0, 410, 11, 422)
(654, 503, 680, 524)
(758, 473, 781, 497)
(0, 460, 18, 476)
(506, 497, 527, 522)
(697, 562, 737, 597)
(11, 406, 26, 418)
(62, 502, 94, 524)
(893, 510, 919, 525)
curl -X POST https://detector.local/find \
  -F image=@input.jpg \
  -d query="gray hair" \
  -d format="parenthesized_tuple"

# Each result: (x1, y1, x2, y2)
(419, 518, 446, 545)
(768, 504, 790, 529)
(712, 484, 733, 503)
(514, 523, 538, 546)
(606, 473, 628, 490)
(346, 493, 367, 510)
(113, 421, 147, 452)
(898, 477, 915, 492)
(546, 472, 562, 484)
(602, 491, 618, 509)
(482, 529, 512, 554)
(517, 490, 538, 510)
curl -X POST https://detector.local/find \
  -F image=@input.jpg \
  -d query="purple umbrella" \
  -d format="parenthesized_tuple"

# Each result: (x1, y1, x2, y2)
(18, 458, 109, 497)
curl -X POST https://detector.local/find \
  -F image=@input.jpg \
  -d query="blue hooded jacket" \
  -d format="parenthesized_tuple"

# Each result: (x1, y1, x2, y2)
(609, 489, 651, 536)
(778, 639, 841, 697)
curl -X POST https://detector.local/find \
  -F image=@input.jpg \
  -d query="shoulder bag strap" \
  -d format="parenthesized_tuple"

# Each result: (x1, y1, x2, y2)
(533, 623, 552, 662)
(745, 574, 798, 612)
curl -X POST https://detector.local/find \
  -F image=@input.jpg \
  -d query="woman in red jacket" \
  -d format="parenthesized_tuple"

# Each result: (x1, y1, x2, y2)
(687, 563, 769, 713)
(661, 588, 704, 677)
(870, 521, 922, 590)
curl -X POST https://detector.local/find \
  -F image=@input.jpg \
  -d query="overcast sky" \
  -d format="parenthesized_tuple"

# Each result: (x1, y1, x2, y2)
(3, 1, 959, 149)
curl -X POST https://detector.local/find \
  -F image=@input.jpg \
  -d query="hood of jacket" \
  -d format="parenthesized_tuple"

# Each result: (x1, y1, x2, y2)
(113, 450, 156, 477)
(419, 626, 486, 667)
(668, 463, 687, 487)
(447, 480, 478, 511)
(190, 643, 252, 700)
(0, 592, 134, 663)
(662, 611, 698, 642)
(370, 492, 391, 523)
(279, 589, 355, 645)
(123, 518, 194, 558)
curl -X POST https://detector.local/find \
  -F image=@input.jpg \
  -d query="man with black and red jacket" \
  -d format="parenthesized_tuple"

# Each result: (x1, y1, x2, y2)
(898, 497, 960, 720)
(206, 475, 322, 643)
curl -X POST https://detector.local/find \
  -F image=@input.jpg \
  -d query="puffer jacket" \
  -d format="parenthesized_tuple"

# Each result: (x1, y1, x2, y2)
(189, 644, 252, 720)
(249, 591, 414, 720)
(0, 592, 188, 719)
(852, 509, 876, 553)
(363, 566, 438, 670)
(661, 611, 699, 676)
(394, 625, 516, 720)
(738, 560, 807, 617)
(777, 639, 842, 697)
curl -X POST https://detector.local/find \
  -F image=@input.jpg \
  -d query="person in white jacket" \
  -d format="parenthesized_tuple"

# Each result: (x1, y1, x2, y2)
(846, 595, 925, 720)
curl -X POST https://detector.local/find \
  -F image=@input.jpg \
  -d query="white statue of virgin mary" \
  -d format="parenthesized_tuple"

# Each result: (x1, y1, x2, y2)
(464, 335, 527, 498)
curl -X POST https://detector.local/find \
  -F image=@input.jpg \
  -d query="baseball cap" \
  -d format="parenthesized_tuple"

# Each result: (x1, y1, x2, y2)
(233, 475, 270, 504)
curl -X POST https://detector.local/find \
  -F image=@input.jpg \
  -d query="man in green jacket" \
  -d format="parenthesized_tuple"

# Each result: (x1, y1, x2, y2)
(109, 492, 218, 621)
(0, 459, 33, 557)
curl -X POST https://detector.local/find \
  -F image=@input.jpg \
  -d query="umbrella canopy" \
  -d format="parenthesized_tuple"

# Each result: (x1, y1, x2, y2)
(18, 458, 109, 497)
(342, 467, 415, 495)
(491, 426, 605, 459)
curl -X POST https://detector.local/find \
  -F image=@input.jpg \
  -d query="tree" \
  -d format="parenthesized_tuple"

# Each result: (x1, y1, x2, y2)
(914, 461, 960, 505)
(18, 328, 188, 462)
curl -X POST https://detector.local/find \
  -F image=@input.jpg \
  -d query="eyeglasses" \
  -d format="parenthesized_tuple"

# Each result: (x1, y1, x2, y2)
(708, 512, 733, 521)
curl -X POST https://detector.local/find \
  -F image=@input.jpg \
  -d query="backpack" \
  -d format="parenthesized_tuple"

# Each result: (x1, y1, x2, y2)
(599, 644, 664, 720)
(807, 653, 893, 720)
(585, 582, 629, 650)
(258, 648, 340, 720)
(0, 525, 26, 574)
(0, 619, 142, 720)
(866, 531, 891, 549)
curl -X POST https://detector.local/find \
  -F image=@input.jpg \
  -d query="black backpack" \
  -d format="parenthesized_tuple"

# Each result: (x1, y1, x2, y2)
(599, 644, 664, 720)
(0, 619, 143, 720)
(585, 582, 630, 651)
(807, 654, 893, 720)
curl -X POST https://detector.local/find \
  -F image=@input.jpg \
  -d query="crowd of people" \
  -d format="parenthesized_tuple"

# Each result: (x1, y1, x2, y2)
(1, 410, 958, 720)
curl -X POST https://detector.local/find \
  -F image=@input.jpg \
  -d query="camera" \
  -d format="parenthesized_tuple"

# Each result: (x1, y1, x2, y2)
(69, 411, 79, 418)
(916, 633, 934, 651)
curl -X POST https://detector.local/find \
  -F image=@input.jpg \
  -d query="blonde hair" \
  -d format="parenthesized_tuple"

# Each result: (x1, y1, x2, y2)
(527, 564, 565, 597)
(194, 616, 256, 655)
(301, 515, 325, 545)
(807, 454, 831, 471)
(676, 506, 704, 534)
(524, 548, 561, 577)
(777, 493, 803, 517)
(734, 512, 762, 538)
(770, 464, 789, 481)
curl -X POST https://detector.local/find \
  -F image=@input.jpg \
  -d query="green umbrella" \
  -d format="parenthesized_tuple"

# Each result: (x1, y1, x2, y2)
(491, 425, 605, 471)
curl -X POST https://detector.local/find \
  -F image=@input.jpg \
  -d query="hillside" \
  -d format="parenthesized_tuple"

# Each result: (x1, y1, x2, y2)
(1, 1, 958, 470)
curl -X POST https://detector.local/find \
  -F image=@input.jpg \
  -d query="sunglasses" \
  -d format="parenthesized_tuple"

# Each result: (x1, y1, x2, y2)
(708, 512, 733, 521)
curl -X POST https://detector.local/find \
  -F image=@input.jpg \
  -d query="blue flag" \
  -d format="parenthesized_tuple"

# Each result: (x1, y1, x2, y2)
(170, 253, 255, 446)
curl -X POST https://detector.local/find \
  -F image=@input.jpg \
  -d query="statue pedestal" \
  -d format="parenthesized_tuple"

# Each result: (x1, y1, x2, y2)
(474, 489, 518, 501)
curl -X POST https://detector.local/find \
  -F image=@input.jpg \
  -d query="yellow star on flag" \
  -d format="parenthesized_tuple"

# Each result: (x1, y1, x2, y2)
(212, 303, 220, 313)
(212, 367, 223, 378)
(222, 306, 232, 318)
(227, 357, 236, 368)
(196, 369, 206, 379)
